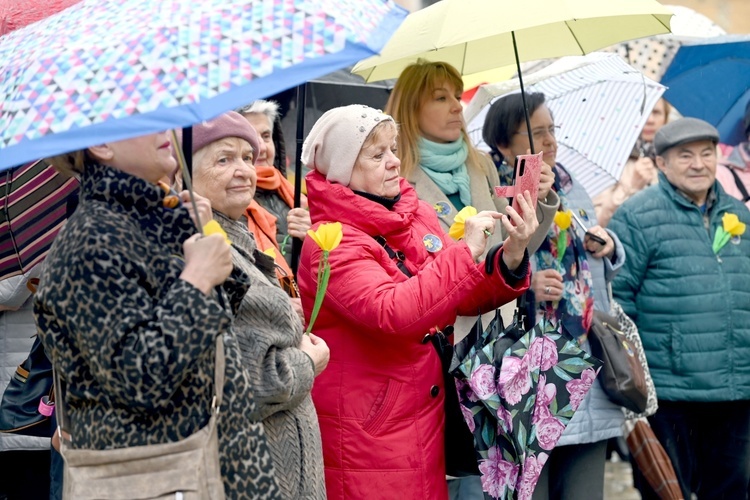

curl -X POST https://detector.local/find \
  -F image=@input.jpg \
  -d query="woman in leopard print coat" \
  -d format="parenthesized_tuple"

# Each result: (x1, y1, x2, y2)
(34, 131, 280, 499)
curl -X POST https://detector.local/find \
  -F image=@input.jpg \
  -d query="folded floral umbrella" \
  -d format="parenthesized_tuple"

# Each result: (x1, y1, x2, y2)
(451, 313, 602, 499)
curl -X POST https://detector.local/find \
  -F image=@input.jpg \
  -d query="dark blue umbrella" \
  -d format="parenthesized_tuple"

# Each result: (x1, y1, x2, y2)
(661, 34, 750, 146)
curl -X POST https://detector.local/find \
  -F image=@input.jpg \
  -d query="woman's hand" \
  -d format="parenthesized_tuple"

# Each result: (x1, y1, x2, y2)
(583, 225, 615, 259)
(179, 191, 213, 228)
(299, 333, 330, 377)
(180, 233, 233, 294)
(289, 297, 305, 323)
(500, 190, 539, 270)
(287, 208, 312, 239)
(464, 210, 505, 261)
(631, 156, 657, 191)
(531, 268, 564, 302)
(538, 160, 555, 203)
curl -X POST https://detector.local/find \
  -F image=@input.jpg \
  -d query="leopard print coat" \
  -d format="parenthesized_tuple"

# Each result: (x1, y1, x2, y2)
(34, 162, 280, 498)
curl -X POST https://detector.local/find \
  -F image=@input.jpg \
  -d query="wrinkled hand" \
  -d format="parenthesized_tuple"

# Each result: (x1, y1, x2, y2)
(287, 208, 312, 239)
(531, 268, 564, 302)
(583, 225, 615, 259)
(464, 210, 505, 262)
(179, 191, 213, 228)
(180, 233, 233, 294)
(538, 156, 555, 203)
(289, 297, 305, 324)
(500, 190, 538, 270)
(300, 333, 330, 377)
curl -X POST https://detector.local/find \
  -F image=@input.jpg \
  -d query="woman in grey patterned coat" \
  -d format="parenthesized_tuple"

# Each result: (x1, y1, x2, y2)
(35, 131, 280, 499)
(187, 111, 330, 499)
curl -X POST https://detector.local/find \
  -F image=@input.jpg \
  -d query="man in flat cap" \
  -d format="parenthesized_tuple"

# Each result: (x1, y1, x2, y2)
(609, 117, 750, 499)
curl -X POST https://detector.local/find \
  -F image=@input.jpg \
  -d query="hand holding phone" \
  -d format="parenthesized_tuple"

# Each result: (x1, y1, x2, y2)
(494, 152, 542, 216)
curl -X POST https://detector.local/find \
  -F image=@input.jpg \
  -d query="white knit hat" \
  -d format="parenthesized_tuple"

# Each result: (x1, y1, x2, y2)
(301, 104, 394, 186)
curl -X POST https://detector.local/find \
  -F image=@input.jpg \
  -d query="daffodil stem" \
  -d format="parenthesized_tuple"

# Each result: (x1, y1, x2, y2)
(556, 229, 567, 264)
(712, 228, 731, 254)
(305, 251, 330, 334)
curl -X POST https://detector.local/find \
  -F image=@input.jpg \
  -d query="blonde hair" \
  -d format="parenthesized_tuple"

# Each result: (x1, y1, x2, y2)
(385, 60, 484, 178)
(45, 150, 89, 178)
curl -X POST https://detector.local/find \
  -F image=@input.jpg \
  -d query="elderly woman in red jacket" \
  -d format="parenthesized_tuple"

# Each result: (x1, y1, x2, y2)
(298, 105, 538, 500)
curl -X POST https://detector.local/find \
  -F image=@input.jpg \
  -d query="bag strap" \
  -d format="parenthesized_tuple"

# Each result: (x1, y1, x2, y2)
(54, 334, 226, 443)
(374, 235, 413, 278)
(727, 166, 750, 202)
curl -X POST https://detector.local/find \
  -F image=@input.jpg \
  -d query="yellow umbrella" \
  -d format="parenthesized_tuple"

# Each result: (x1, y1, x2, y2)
(353, 0, 672, 151)
(353, 0, 672, 83)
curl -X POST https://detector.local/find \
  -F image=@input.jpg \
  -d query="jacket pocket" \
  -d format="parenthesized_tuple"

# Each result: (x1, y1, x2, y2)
(362, 379, 402, 436)
(670, 323, 682, 374)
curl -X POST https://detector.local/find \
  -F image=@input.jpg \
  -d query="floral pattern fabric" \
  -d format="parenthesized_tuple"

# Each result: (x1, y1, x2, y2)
(533, 166, 595, 339)
(452, 316, 602, 500)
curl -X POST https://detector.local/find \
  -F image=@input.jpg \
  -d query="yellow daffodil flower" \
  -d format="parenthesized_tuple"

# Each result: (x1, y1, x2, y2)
(262, 247, 277, 259)
(448, 206, 478, 240)
(305, 222, 342, 334)
(307, 222, 343, 252)
(203, 220, 231, 245)
(554, 210, 573, 230)
(723, 213, 746, 236)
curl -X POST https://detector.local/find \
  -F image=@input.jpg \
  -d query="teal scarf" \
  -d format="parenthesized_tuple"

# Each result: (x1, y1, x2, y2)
(418, 137, 472, 207)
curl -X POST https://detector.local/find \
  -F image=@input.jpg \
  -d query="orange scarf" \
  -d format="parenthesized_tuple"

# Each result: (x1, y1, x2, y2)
(244, 200, 294, 282)
(255, 165, 296, 208)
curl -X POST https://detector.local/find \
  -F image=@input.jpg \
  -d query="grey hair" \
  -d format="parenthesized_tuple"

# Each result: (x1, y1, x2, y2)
(235, 100, 280, 131)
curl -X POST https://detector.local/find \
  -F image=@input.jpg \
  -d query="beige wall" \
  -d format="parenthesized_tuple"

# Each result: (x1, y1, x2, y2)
(664, 0, 749, 33)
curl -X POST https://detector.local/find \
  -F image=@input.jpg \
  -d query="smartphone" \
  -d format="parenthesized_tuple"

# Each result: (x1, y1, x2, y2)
(570, 211, 607, 245)
(493, 152, 542, 215)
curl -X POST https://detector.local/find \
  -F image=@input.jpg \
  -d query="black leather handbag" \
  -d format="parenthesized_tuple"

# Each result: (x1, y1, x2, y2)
(0, 335, 55, 437)
(588, 310, 648, 414)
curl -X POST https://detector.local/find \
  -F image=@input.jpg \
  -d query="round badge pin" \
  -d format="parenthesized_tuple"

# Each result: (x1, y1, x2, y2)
(731, 235, 742, 245)
(579, 208, 589, 220)
(434, 201, 451, 217)
(423, 234, 443, 252)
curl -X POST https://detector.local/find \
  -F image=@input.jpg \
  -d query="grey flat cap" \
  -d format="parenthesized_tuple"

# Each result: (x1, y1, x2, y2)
(654, 117, 720, 156)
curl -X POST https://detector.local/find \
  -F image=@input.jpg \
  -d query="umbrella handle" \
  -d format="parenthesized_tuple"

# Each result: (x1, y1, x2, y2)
(512, 31, 535, 158)
(171, 128, 204, 235)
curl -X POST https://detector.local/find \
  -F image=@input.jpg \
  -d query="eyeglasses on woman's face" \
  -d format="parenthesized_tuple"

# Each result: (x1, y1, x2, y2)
(514, 125, 560, 143)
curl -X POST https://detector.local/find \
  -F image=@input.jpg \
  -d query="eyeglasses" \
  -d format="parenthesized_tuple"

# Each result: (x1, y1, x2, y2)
(514, 125, 560, 142)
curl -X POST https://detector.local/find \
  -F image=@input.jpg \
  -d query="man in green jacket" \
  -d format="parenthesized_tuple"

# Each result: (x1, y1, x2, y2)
(610, 117, 750, 500)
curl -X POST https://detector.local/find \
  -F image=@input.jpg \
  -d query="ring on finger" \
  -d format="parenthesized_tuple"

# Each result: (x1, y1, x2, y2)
(483, 229, 492, 238)
(544, 286, 551, 294)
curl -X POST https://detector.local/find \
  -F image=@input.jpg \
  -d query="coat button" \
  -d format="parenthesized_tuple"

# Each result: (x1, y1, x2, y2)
(421, 334, 432, 344)
(430, 385, 440, 397)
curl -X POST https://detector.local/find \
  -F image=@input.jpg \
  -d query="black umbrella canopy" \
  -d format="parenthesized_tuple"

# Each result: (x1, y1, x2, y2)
(269, 67, 395, 170)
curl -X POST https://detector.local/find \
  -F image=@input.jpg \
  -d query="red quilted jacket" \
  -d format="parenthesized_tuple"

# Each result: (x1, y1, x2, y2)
(298, 171, 529, 500)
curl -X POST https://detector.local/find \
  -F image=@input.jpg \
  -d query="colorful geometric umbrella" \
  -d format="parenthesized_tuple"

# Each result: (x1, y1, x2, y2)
(0, 0, 407, 171)
(451, 314, 602, 500)
(465, 53, 666, 198)
(661, 34, 750, 146)
(0, 160, 78, 280)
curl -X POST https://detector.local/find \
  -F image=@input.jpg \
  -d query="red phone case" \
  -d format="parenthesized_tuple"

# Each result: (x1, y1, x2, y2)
(493, 152, 542, 214)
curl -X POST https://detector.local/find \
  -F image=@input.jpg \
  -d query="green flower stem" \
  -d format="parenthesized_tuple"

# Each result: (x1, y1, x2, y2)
(556, 229, 567, 264)
(305, 251, 330, 334)
(712, 228, 731, 254)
